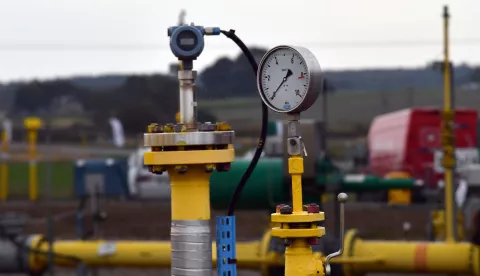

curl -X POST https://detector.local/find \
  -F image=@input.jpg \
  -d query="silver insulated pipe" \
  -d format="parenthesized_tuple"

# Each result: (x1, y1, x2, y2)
(171, 220, 212, 276)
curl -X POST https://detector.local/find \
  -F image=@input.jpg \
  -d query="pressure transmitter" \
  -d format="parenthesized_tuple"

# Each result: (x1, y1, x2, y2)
(257, 45, 323, 114)
(168, 25, 220, 63)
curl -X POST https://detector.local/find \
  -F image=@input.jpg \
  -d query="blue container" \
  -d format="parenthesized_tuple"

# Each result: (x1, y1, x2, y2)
(73, 158, 129, 197)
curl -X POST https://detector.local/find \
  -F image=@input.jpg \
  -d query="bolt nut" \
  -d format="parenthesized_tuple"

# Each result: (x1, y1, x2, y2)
(204, 164, 215, 173)
(147, 123, 164, 133)
(289, 139, 297, 146)
(174, 124, 185, 132)
(148, 165, 165, 175)
(215, 122, 232, 131)
(199, 122, 216, 132)
(276, 204, 287, 213)
(279, 205, 293, 215)
(175, 165, 188, 174)
(164, 123, 175, 133)
(307, 204, 320, 214)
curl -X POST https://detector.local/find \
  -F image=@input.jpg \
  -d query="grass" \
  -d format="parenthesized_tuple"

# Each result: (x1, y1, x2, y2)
(3, 161, 74, 199)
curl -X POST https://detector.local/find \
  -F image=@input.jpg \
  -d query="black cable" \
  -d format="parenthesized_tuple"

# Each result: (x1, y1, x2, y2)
(220, 29, 269, 216)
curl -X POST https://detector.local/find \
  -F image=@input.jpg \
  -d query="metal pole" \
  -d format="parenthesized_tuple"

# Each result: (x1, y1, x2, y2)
(441, 5, 457, 242)
(45, 116, 55, 276)
(1, 130, 9, 201)
(28, 128, 38, 201)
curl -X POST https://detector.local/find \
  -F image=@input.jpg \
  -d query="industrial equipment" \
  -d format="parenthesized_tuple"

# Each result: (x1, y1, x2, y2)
(2, 6, 480, 276)
(74, 158, 129, 197)
(143, 23, 238, 276)
(256, 45, 344, 276)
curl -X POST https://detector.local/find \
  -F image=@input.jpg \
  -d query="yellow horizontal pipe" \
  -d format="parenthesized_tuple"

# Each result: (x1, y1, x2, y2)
(345, 233, 480, 276)
(29, 236, 273, 273)
(28, 231, 480, 276)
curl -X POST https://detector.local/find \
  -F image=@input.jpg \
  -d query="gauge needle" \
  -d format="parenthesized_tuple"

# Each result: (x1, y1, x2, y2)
(270, 69, 293, 100)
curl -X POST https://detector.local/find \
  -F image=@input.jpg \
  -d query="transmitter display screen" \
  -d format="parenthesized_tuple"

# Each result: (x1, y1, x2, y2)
(176, 30, 197, 51)
(180, 38, 195, 45)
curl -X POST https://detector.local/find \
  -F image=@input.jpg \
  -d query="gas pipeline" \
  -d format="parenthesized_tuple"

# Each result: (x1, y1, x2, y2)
(0, 5, 479, 276)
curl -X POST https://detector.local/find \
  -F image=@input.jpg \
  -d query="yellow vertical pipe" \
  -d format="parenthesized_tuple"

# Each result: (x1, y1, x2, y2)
(28, 130, 38, 202)
(0, 131, 9, 201)
(289, 156, 304, 213)
(168, 165, 210, 220)
(284, 239, 319, 276)
(442, 5, 456, 243)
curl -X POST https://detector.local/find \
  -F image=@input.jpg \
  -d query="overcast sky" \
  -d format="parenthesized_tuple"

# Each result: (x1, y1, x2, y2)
(0, 0, 478, 82)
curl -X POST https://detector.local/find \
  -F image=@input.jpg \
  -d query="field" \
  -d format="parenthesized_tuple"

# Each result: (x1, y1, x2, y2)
(4, 161, 74, 198)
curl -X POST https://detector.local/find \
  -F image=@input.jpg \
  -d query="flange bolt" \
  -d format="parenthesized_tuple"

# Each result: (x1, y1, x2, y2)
(280, 205, 293, 215)
(276, 204, 286, 213)
(307, 204, 320, 213)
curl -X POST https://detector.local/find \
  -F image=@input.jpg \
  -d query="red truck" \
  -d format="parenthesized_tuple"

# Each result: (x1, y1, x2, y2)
(367, 107, 479, 202)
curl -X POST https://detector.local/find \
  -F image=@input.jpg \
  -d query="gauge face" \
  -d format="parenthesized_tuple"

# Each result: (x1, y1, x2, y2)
(257, 46, 322, 114)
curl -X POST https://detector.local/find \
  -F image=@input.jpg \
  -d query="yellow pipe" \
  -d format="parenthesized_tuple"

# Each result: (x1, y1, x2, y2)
(26, 230, 480, 276)
(28, 236, 271, 273)
(290, 156, 303, 214)
(168, 165, 210, 220)
(0, 130, 8, 200)
(343, 229, 480, 276)
(442, 5, 456, 243)
(28, 130, 38, 202)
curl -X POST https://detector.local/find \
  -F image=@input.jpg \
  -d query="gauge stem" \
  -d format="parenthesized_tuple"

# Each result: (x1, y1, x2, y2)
(178, 67, 198, 130)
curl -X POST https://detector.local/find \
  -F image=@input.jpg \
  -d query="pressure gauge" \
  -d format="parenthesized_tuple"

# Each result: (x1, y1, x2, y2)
(257, 45, 323, 114)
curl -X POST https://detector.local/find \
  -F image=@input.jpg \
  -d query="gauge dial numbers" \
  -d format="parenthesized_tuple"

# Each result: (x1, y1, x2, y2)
(257, 45, 323, 114)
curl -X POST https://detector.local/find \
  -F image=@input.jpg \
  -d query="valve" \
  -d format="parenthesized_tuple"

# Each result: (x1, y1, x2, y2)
(324, 193, 348, 276)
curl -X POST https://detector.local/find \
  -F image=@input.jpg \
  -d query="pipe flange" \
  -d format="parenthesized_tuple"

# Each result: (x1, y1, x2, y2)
(144, 131, 234, 147)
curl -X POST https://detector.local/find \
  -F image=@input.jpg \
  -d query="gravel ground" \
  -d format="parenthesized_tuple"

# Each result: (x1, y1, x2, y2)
(0, 201, 433, 276)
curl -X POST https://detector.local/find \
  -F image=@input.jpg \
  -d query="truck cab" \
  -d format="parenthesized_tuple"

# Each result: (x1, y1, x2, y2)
(368, 108, 478, 202)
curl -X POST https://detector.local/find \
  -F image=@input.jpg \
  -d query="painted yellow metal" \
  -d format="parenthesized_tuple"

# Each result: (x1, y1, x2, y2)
(271, 213, 324, 223)
(27, 235, 276, 273)
(144, 147, 235, 165)
(289, 156, 304, 213)
(271, 154, 325, 276)
(387, 189, 411, 205)
(441, 5, 457, 243)
(385, 171, 412, 205)
(0, 130, 8, 201)
(25, 230, 480, 276)
(341, 229, 480, 276)
(431, 209, 465, 241)
(23, 117, 42, 202)
(272, 228, 325, 239)
(169, 165, 211, 220)
(285, 240, 324, 276)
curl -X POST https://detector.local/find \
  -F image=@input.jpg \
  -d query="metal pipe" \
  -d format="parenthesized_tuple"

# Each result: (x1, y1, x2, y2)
(26, 236, 266, 273)
(17, 233, 480, 276)
(27, 129, 38, 201)
(0, 130, 9, 201)
(442, 5, 457, 243)
(168, 165, 212, 276)
(178, 70, 198, 130)
(343, 232, 480, 276)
